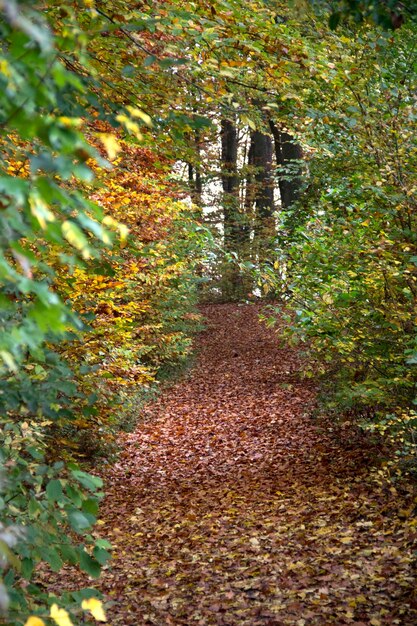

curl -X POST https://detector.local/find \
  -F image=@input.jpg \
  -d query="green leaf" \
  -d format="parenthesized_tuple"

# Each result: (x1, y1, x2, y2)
(39, 547, 63, 572)
(68, 511, 94, 532)
(65, 484, 83, 507)
(71, 470, 103, 491)
(93, 547, 110, 565)
(62, 221, 92, 259)
(46, 479, 63, 502)
(79, 551, 101, 578)
(60, 544, 78, 565)
(95, 538, 112, 550)
(82, 498, 99, 516)
(21, 557, 34, 580)
(0, 177, 29, 205)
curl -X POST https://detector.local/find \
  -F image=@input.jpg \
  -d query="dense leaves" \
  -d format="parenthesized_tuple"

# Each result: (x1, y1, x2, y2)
(0, 3, 117, 621)
(0, 1, 203, 622)
(54, 132, 204, 457)
(266, 20, 417, 463)
(0, 420, 108, 622)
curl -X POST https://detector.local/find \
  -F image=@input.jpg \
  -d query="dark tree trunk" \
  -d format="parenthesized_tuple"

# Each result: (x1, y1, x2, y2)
(269, 120, 303, 209)
(221, 118, 238, 196)
(221, 117, 247, 248)
(188, 163, 202, 206)
(187, 128, 203, 206)
(250, 130, 274, 219)
(220, 117, 251, 299)
(244, 135, 255, 221)
(246, 129, 275, 264)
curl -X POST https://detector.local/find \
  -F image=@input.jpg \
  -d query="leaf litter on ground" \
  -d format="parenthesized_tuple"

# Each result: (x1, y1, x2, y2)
(53, 304, 417, 625)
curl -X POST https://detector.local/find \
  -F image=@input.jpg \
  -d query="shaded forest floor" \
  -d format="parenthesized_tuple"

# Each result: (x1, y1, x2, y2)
(81, 305, 417, 624)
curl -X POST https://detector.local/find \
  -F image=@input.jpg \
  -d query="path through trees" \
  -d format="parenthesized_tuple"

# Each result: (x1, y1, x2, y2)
(87, 305, 417, 625)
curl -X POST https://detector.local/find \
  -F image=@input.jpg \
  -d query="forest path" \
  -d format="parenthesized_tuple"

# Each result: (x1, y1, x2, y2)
(98, 304, 416, 625)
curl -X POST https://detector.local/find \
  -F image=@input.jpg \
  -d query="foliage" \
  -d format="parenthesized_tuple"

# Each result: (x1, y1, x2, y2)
(265, 21, 417, 462)
(24, 596, 107, 625)
(0, 419, 109, 624)
(0, 1, 204, 623)
(0, 2, 119, 621)
(55, 133, 205, 457)
(308, 0, 417, 30)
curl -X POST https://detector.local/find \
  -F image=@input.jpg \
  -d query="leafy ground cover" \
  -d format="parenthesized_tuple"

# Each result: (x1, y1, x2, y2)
(54, 304, 417, 625)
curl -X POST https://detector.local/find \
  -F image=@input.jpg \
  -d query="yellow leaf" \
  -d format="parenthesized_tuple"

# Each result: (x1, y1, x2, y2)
(102, 216, 129, 244)
(119, 224, 129, 243)
(0, 350, 18, 372)
(58, 117, 83, 127)
(29, 195, 55, 229)
(126, 106, 153, 127)
(339, 536, 353, 544)
(97, 133, 121, 161)
(24, 618, 45, 626)
(50, 604, 73, 626)
(116, 114, 143, 139)
(82, 598, 107, 622)
(62, 221, 91, 259)
(0, 60, 11, 77)
(102, 215, 119, 229)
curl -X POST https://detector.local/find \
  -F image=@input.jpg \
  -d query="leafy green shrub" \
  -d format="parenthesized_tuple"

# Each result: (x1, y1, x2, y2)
(0, 420, 110, 624)
(0, 2, 119, 621)
(267, 22, 417, 459)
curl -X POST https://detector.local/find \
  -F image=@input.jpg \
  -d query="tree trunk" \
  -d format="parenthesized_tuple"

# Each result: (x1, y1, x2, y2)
(188, 128, 203, 207)
(270, 119, 303, 209)
(221, 118, 239, 247)
(220, 117, 251, 299)
(250, 130, 274, 220)
(247, 129, 275, 263)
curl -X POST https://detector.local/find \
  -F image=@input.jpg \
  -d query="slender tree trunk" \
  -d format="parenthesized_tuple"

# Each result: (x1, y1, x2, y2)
(221, 117, 252, 250)
(246, 129, 275, 264)
(250, 129, 274, 219)
(188, 128, 203, 207)
(220, 117, 251, 299)
(188, 164, 202, 206)
(221, 117, 239, 248)
(270, 120, 303, 209)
